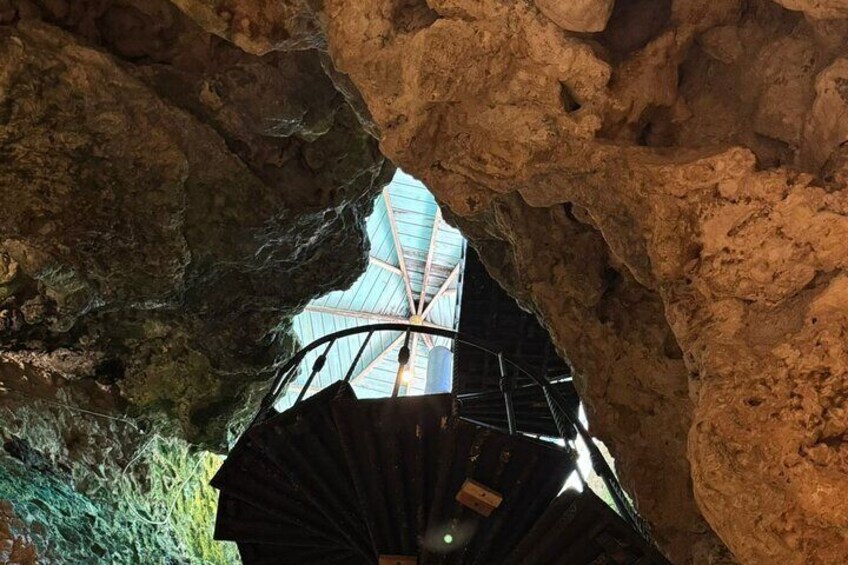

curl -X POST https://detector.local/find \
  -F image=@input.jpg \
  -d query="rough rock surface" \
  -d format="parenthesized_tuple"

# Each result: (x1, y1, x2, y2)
(3, 0, 848, 563)
(0, 358, 238, 563)
(0, 1, 391, 560)
(163, 0, 848, 562)
(534, 0, 615, 33)
(0, 0, 391, 450)
(0, 500, 36, 565)
(313, 0, 848, 562)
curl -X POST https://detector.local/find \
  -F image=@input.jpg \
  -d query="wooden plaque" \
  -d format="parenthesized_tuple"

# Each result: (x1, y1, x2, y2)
(455, 478, 503, 517)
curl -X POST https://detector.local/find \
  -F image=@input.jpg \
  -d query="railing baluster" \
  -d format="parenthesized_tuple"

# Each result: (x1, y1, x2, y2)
(252, 321, 659, 549)
(343, 330, 373, 383)
(543, 383, 655, 544)
(498, 352, 517, 435)
(294, 340, 335, 405)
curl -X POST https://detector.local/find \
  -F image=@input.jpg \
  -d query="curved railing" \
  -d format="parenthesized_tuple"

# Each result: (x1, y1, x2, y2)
(255, 323, 655, 546)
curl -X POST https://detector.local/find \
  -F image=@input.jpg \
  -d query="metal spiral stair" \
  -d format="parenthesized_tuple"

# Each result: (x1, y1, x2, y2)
(211, 324, 671, 565)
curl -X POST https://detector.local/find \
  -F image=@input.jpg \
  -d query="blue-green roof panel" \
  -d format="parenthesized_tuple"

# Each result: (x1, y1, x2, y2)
(278, 169, 466, 408)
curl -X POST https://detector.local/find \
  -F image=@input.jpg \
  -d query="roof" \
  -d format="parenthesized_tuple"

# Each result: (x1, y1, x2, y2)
(277, 170, 466, 408)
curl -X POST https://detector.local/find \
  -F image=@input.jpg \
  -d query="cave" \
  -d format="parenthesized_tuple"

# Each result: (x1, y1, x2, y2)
(1, 0, 848, 564)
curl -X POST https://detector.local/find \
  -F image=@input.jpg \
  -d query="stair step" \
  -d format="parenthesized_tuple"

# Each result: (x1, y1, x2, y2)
(213, 386, 668, 565)
(212, 436, 304, 515)
(332, 394, 455, 557)
(503, 489, 669, 565)
(237, 541, 364, 565)
(456, 381, 579, 438)
(422, 420, 577, 564)
(214, 491, 339, 547)
(246, 381, 374, 561)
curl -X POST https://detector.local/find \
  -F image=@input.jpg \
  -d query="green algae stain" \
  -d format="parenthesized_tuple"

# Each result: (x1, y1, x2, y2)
(0, 436, 237, 564)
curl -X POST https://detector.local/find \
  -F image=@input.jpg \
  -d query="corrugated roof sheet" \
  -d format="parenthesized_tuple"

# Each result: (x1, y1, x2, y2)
(278, 170, 466, 408)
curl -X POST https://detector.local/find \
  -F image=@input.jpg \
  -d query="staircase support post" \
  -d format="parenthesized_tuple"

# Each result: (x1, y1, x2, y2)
(498, 352, 517, 435)
(542, 383, 657, 546)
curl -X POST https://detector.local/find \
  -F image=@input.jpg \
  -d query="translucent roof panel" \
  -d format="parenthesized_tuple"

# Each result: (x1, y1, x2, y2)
(278, 170, 466, 408)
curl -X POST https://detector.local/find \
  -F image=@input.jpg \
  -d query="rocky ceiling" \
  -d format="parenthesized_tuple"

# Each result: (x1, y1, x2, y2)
(2, 0, 848, 563)
(0, 0, 392, 450)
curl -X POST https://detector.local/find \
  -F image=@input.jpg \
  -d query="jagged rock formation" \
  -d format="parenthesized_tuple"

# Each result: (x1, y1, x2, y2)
(0, 1, 391, 561)
(0, 501, 35, 565)
(160, 0, 848, 563)
(0, 358, 241, 563)
(314, 1, 848, 563)
(0, 0, 391, 450)
(2, 0, 847, 563)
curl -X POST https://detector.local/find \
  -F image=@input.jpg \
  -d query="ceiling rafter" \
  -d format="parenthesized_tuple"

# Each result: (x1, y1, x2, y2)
(381, 187, 417, 314)
(417, 208, 442, 314)
(304, 305, 405, 324)
(292, 179, 465, 399)
(369, 256, 403, 277)
(350, 333, 405, 384)
(422, 263, 461, 319)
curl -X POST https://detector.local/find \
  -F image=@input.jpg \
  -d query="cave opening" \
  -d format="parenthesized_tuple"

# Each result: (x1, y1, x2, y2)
(215, 172, 659, 564)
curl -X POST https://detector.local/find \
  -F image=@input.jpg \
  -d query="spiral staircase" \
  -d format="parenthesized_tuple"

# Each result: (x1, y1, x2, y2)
(211, 324, 670, 565)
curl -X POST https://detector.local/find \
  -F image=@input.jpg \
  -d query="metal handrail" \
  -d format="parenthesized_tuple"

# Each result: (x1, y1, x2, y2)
(255, 322, 656, 546)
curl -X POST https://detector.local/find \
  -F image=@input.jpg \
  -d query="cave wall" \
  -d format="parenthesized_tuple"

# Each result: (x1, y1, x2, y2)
(2, 0, 847, 562)
(157, 0, 848, 563)
(312, 1, 848, 562)
(0, 0, 392, 561)
(0, 0, 392, 450)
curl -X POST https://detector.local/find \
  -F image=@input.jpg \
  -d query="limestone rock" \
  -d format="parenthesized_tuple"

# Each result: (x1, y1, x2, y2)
(0, 500, 36, 565)
(218, 0, 847, 562)
(0, 0, 391, 450)
(772, 0, 848, 19)
(534, 0, 614, 33)
(4, 0, 848, 562)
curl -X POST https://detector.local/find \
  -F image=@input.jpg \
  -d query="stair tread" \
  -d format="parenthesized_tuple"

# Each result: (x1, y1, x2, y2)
(215, 491, 343, 547)
(456, 381, 579, 439)
(212, 434, 329, 534)
(422, 419, 576, 565)
(246, 381, 374, 561)
(332, 393, 456, 557)
(213, 387, 665, 565)
(504, 489, 670, 565)
(237, 541, 365, 565)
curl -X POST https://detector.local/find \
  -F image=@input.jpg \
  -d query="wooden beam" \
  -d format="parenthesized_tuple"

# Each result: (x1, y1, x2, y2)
(421, 320, 455, 332)
(350, 334, 405, 384)
(284, 382, 322, 399)
(422, 263, 461, 318)
(382, 188, 417, 314)
(417, 209, 441, 314)
(303, 304, 450, 335)
(408, 334, 420, 382)
(369, 256, 403, 277)
(304, 305, 407, 324)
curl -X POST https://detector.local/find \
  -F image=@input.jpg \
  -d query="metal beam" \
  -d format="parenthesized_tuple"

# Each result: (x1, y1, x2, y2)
(350, 334, 405, 384)
(422, 263, 461, 318)
(382, 188, 417, 314)
(417, 209, 441, 314)
(369, 256, 402, 277)
(304, 305, 407, 325)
